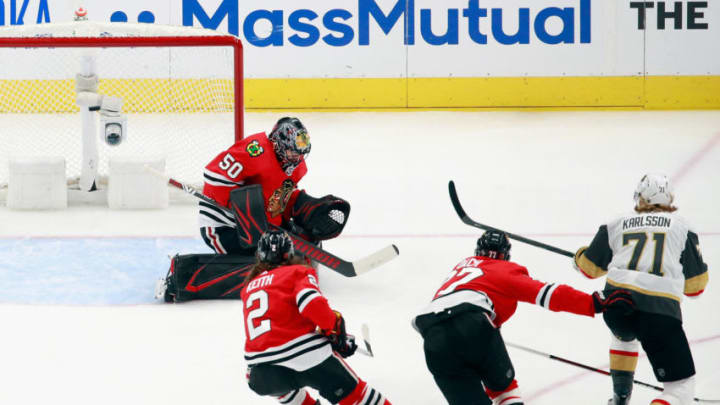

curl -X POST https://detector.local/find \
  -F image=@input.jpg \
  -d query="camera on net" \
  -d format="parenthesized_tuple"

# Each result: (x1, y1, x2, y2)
(98, 95, 127, 146)
(102, 117, 127, 146)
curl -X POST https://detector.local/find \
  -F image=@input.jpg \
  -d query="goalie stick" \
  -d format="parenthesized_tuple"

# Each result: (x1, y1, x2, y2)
(448, 180, 574, 258)
(145, 166, 399, 277)
(506, 341, 720, 403)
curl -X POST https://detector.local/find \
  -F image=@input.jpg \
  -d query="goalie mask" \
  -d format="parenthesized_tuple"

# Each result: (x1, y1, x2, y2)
(269, 117, 310, 173)
(256, 230, 294, 265)
(634, 173, 673, 207)
(475, 230, 511, 260)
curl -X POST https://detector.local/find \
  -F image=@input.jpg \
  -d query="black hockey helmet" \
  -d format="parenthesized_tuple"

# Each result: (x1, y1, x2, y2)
(256, 229, 295, 265)
(268, 117, 310, 167)
(475, 230, 511, 260)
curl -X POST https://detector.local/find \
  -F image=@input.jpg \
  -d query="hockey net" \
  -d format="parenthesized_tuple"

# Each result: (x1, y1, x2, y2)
(0, 21, 243, 203)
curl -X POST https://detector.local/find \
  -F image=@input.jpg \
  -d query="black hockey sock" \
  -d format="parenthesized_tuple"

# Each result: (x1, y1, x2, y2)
(610, 370, 634, 398)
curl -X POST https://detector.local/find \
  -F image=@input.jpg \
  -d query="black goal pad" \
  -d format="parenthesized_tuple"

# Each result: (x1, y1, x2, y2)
(163, 253, 256, 302)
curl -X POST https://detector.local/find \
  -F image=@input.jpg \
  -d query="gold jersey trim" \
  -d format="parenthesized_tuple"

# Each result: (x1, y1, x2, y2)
(606, 279, 681, 302)
(684, 272, 709, 296)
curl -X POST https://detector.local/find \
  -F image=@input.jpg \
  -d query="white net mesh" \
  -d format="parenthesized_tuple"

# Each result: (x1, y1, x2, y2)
(0, 22, 241, 194)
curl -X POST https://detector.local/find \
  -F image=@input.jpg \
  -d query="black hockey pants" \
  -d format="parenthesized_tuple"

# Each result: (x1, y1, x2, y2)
(248, 355, 358, 404)
(417, 306, 515, 405)
(603, 308, 695, 382)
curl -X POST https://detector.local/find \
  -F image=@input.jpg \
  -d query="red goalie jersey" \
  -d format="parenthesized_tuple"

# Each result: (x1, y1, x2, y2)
(241, 264, 336, 371)
(201, 132, 307, 228)
(422, 256, 596, 327)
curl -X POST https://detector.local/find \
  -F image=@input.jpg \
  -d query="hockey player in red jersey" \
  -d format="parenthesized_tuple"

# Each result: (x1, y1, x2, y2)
(573, 174, 709, 405)
(413, 230, 634, 405)
(241, 230, 391, 405)
(155, 117, 351, 303)
(199, 116, 349, 254)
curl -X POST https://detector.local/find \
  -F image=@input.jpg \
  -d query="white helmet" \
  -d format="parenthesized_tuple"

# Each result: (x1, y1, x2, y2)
(634, 174, 673, 206)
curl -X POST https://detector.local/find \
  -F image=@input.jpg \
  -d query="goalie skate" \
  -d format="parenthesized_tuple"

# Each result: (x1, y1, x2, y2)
(154, 277, 168, 301)
(154, 263, 176, 303)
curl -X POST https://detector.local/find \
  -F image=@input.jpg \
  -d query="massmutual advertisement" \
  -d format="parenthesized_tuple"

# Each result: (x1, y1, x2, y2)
(1, 0, 718, 108)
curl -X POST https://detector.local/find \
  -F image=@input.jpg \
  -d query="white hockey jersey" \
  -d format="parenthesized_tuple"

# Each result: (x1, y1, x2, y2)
(576, 211, 708, 320)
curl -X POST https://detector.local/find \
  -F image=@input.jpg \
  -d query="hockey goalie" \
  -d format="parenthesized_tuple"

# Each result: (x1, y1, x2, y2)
(155, 117, 351, 302)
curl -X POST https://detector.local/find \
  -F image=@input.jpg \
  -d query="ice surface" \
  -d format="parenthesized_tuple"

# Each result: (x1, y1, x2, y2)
(0, 111, 718, 405)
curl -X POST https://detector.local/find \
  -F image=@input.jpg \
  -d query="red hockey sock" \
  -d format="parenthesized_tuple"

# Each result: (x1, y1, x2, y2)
(485, 379, 523, 405)
(338, 380, 391, 405)
(300, 391, 317, 405)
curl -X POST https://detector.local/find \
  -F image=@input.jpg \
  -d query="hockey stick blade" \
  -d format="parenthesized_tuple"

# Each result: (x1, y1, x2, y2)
(361, 323, 374, 357)
(279, 227, 398, 277)
(506, 341, 720, 403)
(351, 244, 399, 276)
(448, 180, 574, 258)
(355, 346, 372, 357)
(145, 165, 399, 277)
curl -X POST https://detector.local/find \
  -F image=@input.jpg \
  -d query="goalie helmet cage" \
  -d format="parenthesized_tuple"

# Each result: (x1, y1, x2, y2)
(0, 21, 243, 204)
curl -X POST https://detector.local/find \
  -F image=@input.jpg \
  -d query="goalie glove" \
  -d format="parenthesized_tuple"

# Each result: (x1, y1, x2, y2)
(291, 191, 350, 241)
(592, 289, 635, 314)
(321, 311, 358, 358)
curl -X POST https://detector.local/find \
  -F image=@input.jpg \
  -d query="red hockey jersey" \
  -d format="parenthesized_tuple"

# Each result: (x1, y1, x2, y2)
(200, 132, 308, 228)
(418, 256, 595, 327)
(241, 264, 336, 371)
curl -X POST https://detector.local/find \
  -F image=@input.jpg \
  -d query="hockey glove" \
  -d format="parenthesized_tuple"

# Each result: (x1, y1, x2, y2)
(592, 289, 635, 314)
(573, 246, 588, 274)
(292, 191, 350, 241)
(322, 311, 358, 358)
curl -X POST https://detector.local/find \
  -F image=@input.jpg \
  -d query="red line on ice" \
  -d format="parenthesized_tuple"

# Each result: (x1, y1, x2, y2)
(672, 132, 720, 184)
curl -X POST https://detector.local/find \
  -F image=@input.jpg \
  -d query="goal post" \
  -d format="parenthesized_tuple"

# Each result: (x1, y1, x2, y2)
(0, 21, 244, 204)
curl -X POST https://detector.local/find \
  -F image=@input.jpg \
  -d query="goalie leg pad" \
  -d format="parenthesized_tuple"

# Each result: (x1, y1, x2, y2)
(164, 253, 256, 302)
(291, 190, 350, 240)
(201, 226, 257, 255)
(229, 184, 269, 248)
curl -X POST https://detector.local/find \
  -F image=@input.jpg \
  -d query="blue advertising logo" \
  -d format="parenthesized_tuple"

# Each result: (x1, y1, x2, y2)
(183, 0, 592, 47)
(0, 0, 594, 46)
(110, 10, 156, 24)
(0, 0, 50, 25)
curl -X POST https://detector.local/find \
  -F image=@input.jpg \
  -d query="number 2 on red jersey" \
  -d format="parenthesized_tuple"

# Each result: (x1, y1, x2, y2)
(246, 290, 271, 340)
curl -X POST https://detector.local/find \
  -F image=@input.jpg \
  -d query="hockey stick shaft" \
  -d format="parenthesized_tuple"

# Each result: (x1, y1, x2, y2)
(506, 342, 719, 403)
(146, 166, 398, 277)
(448, 180, 574, 258)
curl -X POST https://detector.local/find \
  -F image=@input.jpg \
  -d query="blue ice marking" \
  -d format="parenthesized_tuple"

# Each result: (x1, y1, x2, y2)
(0, 237, 211, 305)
